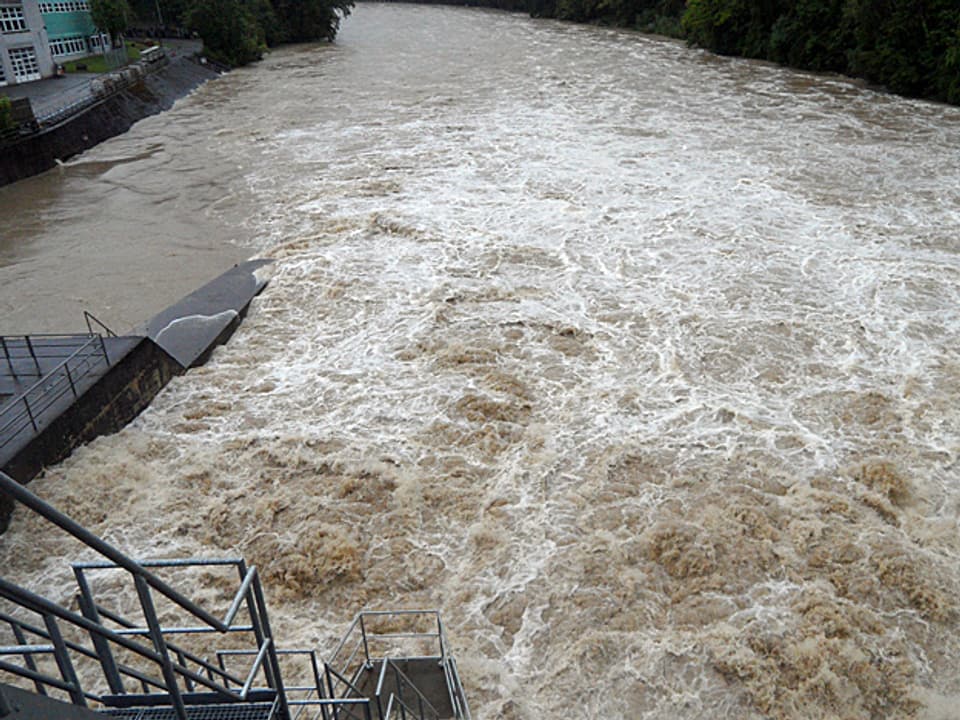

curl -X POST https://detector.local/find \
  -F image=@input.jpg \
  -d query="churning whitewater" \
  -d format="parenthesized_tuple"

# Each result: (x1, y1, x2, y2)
(2, 4, 960, 718)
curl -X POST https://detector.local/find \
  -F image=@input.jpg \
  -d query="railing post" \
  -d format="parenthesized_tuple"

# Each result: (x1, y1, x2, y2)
(43, 614, 87, 707)
(64, 364, 77, 397)
(325, 665, 338, 719)
(9, 622, 47, 695)
(73, 568, 125, 695)
(134, 575, 188, 720)
(98, 334, 109, 364)
(24, 337, 40, 375)
(394, 665, 406, 720)
(22, 396, 37, 432)
(359, 615, 371, 668)
(176, 650, 194, 691)
(249, 571, 290, 720)
(0, 337, 14, 379)
(436, 615, 445, 662)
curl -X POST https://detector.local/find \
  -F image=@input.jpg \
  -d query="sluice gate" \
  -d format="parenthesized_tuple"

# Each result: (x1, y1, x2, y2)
(0, 471, 470, 720)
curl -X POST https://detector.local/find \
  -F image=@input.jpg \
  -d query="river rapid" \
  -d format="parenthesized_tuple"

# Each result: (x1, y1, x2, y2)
(2, 4, 960, 718)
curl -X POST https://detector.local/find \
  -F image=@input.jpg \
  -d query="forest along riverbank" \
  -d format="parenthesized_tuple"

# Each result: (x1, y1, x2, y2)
(1, 4, 960, 719)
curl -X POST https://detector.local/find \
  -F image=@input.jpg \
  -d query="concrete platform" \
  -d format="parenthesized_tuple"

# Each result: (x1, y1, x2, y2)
(139, 259, 272, 369)
(0, 336, 141, 469)
(0, 683, 103, 720)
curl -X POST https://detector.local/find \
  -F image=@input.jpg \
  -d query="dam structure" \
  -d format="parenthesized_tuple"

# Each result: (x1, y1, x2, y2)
(0, 471, 471, 720)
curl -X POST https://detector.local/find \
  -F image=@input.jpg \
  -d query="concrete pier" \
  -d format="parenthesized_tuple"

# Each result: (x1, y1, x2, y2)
(0, 259, 271, 532)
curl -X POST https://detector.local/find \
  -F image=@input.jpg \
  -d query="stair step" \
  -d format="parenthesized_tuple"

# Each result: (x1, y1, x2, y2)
(99, 702, 277, 720)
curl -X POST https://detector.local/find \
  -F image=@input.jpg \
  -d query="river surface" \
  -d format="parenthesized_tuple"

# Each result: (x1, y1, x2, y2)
(2, 4, 960, 718)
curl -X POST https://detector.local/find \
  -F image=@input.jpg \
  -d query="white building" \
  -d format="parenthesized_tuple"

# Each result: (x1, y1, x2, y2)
(0, 1, 109, 86)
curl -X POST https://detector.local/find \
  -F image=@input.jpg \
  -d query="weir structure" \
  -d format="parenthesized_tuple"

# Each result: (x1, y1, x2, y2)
(0, 471, 470, 720)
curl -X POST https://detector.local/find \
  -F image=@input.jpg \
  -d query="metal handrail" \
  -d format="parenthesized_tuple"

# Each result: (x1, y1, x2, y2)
(2, 474, 233, 632)
(2, 611, 170, 695)
(83, 311, 117, 337)
(382, 692, 430, 720)
(0, 472, 289, 720)
(93, 603, 246, 687)
(0, 335, 108, 449)
(0, 576, 245, 699)
(0, 472, 467, 720)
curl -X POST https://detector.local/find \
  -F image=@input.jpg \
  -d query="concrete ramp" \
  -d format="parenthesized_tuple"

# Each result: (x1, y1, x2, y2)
(140, 259, 272, 369)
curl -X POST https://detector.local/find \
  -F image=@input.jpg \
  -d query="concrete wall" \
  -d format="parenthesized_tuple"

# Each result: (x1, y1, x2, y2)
(0, 58, 219, 186)
(0, 339, 181, 533)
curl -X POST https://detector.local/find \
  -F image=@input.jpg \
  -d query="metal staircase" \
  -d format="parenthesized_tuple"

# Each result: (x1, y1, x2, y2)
(0, 471, 470, 720)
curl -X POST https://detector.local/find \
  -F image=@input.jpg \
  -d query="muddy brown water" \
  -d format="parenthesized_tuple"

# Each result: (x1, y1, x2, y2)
(2, 4, 960, 718)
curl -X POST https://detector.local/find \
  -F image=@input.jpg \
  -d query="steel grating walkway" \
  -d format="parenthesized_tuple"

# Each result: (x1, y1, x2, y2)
(100, 703, 278, 720)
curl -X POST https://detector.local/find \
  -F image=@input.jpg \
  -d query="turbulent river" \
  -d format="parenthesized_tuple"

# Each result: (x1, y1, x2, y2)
(2, 4, 960, 718)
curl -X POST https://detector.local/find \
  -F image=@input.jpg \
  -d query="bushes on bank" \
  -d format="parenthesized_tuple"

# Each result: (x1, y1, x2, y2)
(472, 0, 960, 105)
(679, 0, 960, 103)
(138, 0, 353, 66)
(0, 96, 14, 134)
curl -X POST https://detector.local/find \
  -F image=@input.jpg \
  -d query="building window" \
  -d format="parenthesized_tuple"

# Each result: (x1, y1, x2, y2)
(39, 1, 91, 13)
(0, 6, 27, 33)
(0, 62, 6, 87)
(8, 46, 41, 82)
(50, 35, 87, 56)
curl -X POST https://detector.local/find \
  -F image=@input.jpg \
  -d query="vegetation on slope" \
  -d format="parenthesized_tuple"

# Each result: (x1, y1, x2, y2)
(128, 0, 354, 66)
(400, 0, 960, 105)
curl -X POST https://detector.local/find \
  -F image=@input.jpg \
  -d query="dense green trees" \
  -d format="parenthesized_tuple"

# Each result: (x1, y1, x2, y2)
(184, 0, 267, 65)
(90, 0, 133, 47)
(133, 0, 353, 66)
(680, 0, 960, 103)
(401, 0, 958, 105)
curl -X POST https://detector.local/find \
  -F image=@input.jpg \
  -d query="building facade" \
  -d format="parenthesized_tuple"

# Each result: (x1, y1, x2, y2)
(0, 0, 107, 86)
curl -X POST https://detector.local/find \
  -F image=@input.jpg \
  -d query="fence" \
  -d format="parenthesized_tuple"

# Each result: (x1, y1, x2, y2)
(0, 50, 172, 147)
(0, 334, 110, 453)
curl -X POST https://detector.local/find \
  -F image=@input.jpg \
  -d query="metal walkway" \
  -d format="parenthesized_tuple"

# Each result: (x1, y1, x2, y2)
(0, 471, 471, 720)
(0, 332, 141, 467)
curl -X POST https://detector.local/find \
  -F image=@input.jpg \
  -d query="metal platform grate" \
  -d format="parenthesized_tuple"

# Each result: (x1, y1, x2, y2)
(100, 702, 278, 720)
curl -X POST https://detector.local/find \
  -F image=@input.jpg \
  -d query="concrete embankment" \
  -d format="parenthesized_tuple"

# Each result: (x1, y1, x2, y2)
(0, 58, 221, 186)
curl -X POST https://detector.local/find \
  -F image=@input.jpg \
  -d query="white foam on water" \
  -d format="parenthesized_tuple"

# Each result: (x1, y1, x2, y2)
(2, 5, 960, 719)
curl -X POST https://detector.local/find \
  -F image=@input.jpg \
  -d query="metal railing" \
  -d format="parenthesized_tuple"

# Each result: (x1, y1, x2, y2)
(0, 333, 109, 378)
(84, 311, 117, 338)
(325, 611, 470, 720)
(0, 472, 470, 720)
(0, 471, 289, 720)
(375, 660, 440, 720)
(0, 334, 110, 452)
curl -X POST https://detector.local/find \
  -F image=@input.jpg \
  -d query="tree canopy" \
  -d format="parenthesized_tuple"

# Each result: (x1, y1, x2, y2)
(91, 0, 133, 47)
(394, 0, 960, 105)
(136, 0, 353, 66)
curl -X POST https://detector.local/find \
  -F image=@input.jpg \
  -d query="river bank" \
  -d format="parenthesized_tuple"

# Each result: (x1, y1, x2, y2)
(374, 0, 959, 106)
(0, 54, 222, 187)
